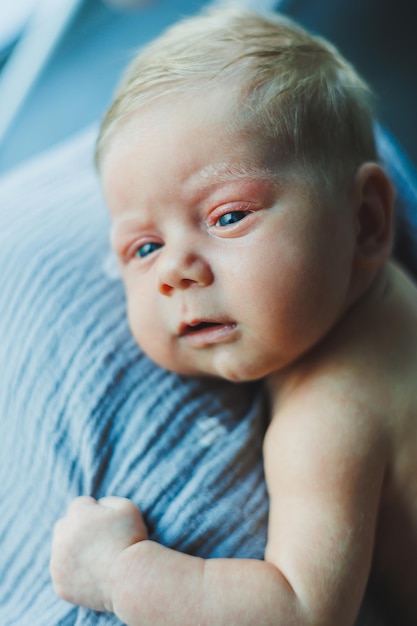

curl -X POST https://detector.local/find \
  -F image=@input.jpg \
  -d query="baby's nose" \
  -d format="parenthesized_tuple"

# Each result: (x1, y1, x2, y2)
(158, 250, 214, 296)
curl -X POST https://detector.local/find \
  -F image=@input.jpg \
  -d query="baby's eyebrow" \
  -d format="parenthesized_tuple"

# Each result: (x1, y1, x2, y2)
(110, 216, 146, 243)
(183, 162, 280, 201)
(193, 162, 277, 184)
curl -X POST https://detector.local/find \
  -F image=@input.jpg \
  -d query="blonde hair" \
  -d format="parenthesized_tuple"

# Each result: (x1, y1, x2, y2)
(96, 7, 376, 189)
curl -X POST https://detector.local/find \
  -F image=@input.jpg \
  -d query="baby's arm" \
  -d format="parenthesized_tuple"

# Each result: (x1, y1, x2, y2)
(51, 380, 388, 626)
(51, 496, 301, 625)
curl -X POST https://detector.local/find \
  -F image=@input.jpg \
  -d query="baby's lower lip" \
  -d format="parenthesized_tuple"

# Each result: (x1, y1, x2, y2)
(180, 322, 237, 347)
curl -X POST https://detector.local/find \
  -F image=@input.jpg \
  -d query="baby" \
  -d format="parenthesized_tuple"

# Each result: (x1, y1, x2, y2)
(50, 7, 417, 626)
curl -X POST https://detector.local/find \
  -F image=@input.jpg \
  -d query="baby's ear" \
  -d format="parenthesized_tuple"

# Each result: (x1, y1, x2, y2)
(352, 163, 395, 271)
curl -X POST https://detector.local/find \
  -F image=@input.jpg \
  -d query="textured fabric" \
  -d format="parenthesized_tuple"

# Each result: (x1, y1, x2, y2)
(0, 124, 416, 625)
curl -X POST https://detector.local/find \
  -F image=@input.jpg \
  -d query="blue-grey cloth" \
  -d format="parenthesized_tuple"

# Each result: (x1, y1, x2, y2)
(0, 124, 415, 625)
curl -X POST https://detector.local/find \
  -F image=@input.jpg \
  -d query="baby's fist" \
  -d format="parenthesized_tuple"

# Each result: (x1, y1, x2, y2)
(50, 496, 148, 612)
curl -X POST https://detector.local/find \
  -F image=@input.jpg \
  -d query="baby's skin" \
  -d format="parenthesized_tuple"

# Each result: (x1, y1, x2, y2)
(51, 88, 417, 625)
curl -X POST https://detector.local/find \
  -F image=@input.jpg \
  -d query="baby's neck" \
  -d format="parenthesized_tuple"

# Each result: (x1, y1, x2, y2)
(266, 262, 390, 403)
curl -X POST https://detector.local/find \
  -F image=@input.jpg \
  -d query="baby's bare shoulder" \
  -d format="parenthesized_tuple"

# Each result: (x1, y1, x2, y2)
(297, 263, 417, 421)
(266, 260, 417, 510)
(266, 262, 417, 462)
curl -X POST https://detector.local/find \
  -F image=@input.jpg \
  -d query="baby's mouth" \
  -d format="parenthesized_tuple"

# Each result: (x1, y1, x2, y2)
(179, 319, 238, 346)
(180, 321, 224, 336)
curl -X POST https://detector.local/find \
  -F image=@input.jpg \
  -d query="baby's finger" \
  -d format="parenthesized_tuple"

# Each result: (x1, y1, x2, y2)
(98, 496, 139, 513)
(98, 497, 148, 540)
(70, 495, 98, 510)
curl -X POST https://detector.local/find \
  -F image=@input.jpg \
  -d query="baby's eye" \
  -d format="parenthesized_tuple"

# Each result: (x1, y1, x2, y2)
(135, 241, 163, 258)
(216, 210, 250, 227)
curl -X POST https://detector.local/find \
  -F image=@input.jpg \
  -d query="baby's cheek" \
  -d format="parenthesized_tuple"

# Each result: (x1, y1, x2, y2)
(128, 305, 164, 361)
(126, 299, 149, 346)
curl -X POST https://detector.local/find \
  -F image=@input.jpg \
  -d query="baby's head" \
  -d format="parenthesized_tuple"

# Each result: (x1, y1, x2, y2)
(96, 7, 376, 192)
(98, 9, 393, 382)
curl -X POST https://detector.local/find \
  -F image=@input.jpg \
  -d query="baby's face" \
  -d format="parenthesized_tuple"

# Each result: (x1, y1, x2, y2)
(101, 88, 357, 382)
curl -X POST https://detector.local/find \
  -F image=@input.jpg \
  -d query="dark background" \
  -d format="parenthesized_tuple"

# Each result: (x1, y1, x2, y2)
(0, 0, 415, 174)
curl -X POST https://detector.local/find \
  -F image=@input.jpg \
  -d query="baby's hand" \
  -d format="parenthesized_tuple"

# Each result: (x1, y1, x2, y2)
(50, 496, 148, 612)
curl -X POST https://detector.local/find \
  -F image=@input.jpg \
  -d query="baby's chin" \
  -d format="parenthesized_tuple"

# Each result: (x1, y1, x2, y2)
(148, 357, 258, 383)
(176, 360, 270, 384)
(145, 345, 278, 383)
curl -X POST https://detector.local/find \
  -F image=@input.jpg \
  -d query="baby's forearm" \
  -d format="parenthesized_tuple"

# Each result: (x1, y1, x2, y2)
(108, 540, 303, 626)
